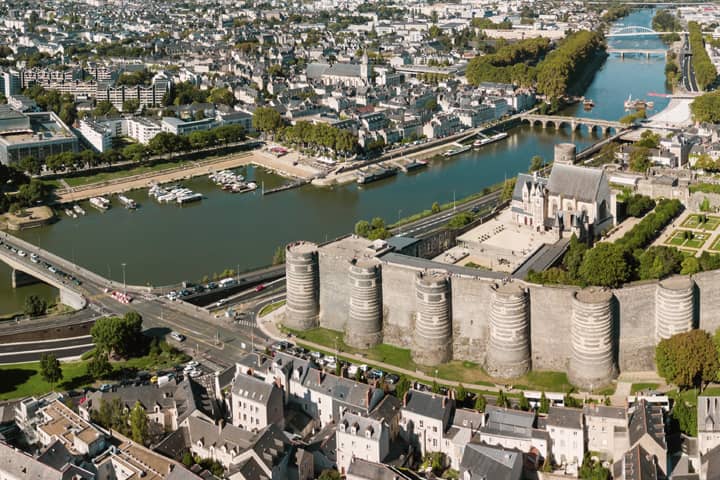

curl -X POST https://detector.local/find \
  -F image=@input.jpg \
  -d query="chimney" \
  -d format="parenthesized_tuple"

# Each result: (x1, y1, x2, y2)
(217, 418, 224, 435)
(442, 397, 447, 408)
(246, 368, 253, 376)
(366, 388, 372, 408)
(403, 392, 408, 407)
(317, 369, 322, 384)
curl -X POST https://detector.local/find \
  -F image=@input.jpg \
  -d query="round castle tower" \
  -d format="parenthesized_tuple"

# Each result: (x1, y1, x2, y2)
(345, 259, 383, 349)
(568, 288, 616, 390)
(284, 242, 320, 330)
(485, 283, 531, 378)
(412, 271, 452, 366)
(655, 276, 695, 342)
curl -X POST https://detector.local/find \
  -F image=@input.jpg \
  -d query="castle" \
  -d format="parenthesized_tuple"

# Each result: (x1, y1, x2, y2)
(282, 234, 720, 390)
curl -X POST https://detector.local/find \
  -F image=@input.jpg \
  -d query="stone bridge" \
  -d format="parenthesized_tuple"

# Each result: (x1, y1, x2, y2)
(519, 114, 626, 136)
(607, 48, 667, 59)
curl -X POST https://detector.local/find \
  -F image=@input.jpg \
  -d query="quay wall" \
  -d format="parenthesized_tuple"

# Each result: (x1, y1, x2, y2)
(300, 237, 720, 388)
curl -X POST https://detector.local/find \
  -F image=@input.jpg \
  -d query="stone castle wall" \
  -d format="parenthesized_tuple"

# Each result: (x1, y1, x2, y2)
(300, 238, 716, 388)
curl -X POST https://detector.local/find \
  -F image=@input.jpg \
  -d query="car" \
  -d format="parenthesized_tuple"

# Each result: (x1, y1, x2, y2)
(347, 365, 360, 376)
(150, 375, 158, 384)
(384, 374, 400, 385)
(17, 250, 26, 257)
(188, 369, 202, 378)
(255, 284, 265, 292)
(185, 360, 200, 369)
(324, 355, 337, 364)
(310, 351, 323, 360)
(48, 266, 57, 273)
(368, 368, 383, 379)
(206, 282, 218, 290)
(170, 331, 186, 342)
(325, 361, 337, 371)
(215, 299, 228, 308)
(471, 205, 481, 214)
(99, 384, 112, 392)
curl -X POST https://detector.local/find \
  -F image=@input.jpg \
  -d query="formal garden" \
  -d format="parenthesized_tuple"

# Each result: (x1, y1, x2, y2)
(665, 229, 711, 250)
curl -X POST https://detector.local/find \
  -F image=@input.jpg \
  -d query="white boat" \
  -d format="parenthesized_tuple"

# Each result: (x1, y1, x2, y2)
(443, 145, 472, 157)
(473, 132, 508, 148)
(73, 204, 86, 215)
(118, 194, 138, 209)
(89, 197, 110, 211)
(177, 192, 202, 204)
(64, 208, 77, 218)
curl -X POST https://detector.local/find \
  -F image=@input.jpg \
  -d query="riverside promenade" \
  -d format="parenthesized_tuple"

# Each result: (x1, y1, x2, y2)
(54, 150, 320, 204)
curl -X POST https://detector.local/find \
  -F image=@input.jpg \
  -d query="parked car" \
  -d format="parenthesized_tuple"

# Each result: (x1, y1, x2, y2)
(385, 374, 400, 385)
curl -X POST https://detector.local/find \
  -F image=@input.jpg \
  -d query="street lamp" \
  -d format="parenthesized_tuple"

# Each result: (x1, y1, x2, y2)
(121, 263, 126, 294)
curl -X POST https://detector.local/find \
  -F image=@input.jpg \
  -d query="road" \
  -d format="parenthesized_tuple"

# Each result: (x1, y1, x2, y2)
(0, 234, 275, 368)
(682, 34, 699, 92)
(391, 190, 503, 237)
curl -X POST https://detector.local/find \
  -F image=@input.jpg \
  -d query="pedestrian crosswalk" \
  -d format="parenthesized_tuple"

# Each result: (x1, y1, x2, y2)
(236, 319, 257, 328)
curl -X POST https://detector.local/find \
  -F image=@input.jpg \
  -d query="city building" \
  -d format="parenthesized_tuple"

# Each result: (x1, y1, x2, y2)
(0, 106, 78, 165)
(459, 443, 523, 480)
(37, 400, 106, 457)
(78, 119, 113, 152)
(231, 371, 285, 431)
(400, 389, 455, 456)
(546, 406, 584, 471)
(336, 412, 390, 474)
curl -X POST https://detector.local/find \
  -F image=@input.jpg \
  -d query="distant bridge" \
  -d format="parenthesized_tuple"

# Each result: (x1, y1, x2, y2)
(519, 114, 626, 135)
(607, 48, 668, 58)
(607, 26, 684, 38)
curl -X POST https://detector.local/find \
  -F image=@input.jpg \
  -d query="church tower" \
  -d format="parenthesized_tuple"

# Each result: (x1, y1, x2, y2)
(360, 51, 371, 83)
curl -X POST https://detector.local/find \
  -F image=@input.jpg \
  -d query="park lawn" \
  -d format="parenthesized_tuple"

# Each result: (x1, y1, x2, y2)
(631, 382, 659, 394)
(0, 347, 190, 401)
(513, 371, 577, 393)
(666, 230, 709, 249)
(709, 237, 720, 252)
(666, 232, 686, 246)
(681, 214, 720, 231)
(63, 160, 189, 187)
(702, 387, 720, 396)
(0, 360, 92, 401)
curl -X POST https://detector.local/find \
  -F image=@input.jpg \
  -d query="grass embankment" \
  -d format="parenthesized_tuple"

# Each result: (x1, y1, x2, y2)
(64, 159, 197, 187)
(630, 382, 660, 394)
(388, 181, 506, 229)
(0, 348, 188, 401)
(259, 300, 286, 317)
(282, 326, 597, 394)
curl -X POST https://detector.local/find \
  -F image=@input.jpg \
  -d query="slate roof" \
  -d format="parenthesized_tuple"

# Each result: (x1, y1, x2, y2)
(402, 390, 454, 422)
(546, 406, 583, 430)
(303, 370, 375, 410)
(583, 404, 627, 421)
(345, 458, 417, 480)
(613, 444, 658, 480)
(0, 441, 64, 480)
(512, 172, 548, 202)
(482, 406, 535, 439)
(547, 163, 607, 204)
(460, 443, 523, 480)
(338, 412, 383, 441)
(231, 373, 277, 405)
(703, 443, 720, 480)
(628, 400, 665, 451)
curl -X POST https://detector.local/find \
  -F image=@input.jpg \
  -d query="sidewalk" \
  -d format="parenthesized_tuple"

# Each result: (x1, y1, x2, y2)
(257, 306, 616, 404)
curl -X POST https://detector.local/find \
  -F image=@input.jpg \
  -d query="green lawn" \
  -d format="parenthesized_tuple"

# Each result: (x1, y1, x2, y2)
(631, 382, 659, 394)
(0, 361, 92, 400)
(0, 346, 189, 401)
(259, 300, 286, 317)
(709, 237, 720, 252)
(681, 214, 720, 231)
(284, 326, 585, 393)
(702, 387, 720, 396)
(665, 229, 709, 249)
(64, 160, 192, 187)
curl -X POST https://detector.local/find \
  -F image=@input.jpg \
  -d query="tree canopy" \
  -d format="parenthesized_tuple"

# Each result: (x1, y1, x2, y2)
(40, 353, 63, 390)
(656, 330, 719, 389)
(91, 312, 143, 358)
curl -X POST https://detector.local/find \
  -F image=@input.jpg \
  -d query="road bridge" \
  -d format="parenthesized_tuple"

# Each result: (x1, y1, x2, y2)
(607, 48, 668, 59)
(607, 26, 685, 38)
(518, 114, 626, 136)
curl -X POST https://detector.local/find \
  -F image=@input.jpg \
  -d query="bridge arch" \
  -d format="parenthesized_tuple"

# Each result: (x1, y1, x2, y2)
(610, 25, 658, 35)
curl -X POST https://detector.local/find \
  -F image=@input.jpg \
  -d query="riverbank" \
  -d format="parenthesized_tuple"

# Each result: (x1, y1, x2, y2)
(54, 150, 320, 204)
(0, 206, 55, 231)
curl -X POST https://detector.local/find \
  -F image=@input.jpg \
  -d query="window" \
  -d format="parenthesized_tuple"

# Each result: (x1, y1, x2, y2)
(432, 438, 437, 447)
(419, 420, 424, 429)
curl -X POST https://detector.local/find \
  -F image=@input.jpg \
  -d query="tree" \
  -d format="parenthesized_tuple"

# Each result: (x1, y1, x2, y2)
(122, 99, 140, 113)
(431, 201, 441, 214)
(637, 130, 661, 149)
(395, 376, 411, 399)
(496, 389, 509, 408)
(519, 394, 530, 411)
(40, 353, 63, 390)
(672, 395, 697, 436)
(87, 351, 112, 379)
(456, 383, 467, 403)
(431, 380, 440, 394)
(539, 392, 550, 414)
(18, 156, 42, 175)
(578, 243, 630, 288)
(656, 330, 719, 389)
(94, 100, 119, 117)
(272, 245, 286, 265)
(563, 234, 588, 281)
(681, 256, 700, 275)
(208, 87, 235, 106)
(529, 155, 544, 172)
(252, 107, 284, 134)
(500, 178, 516, 202)
(24, 295, 47, 317)
(447, 212, 474, 230)
(474, 395, 487, 412)
(130, 401, 149, 445)
(91, 312, 144, 359)
(579, 452, 611, 480)
(317, 469, 341, 480)
(629, 147, 651, 173)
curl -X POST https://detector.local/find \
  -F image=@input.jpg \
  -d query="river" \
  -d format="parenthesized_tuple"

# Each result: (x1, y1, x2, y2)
(0, 9, 671, 314)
